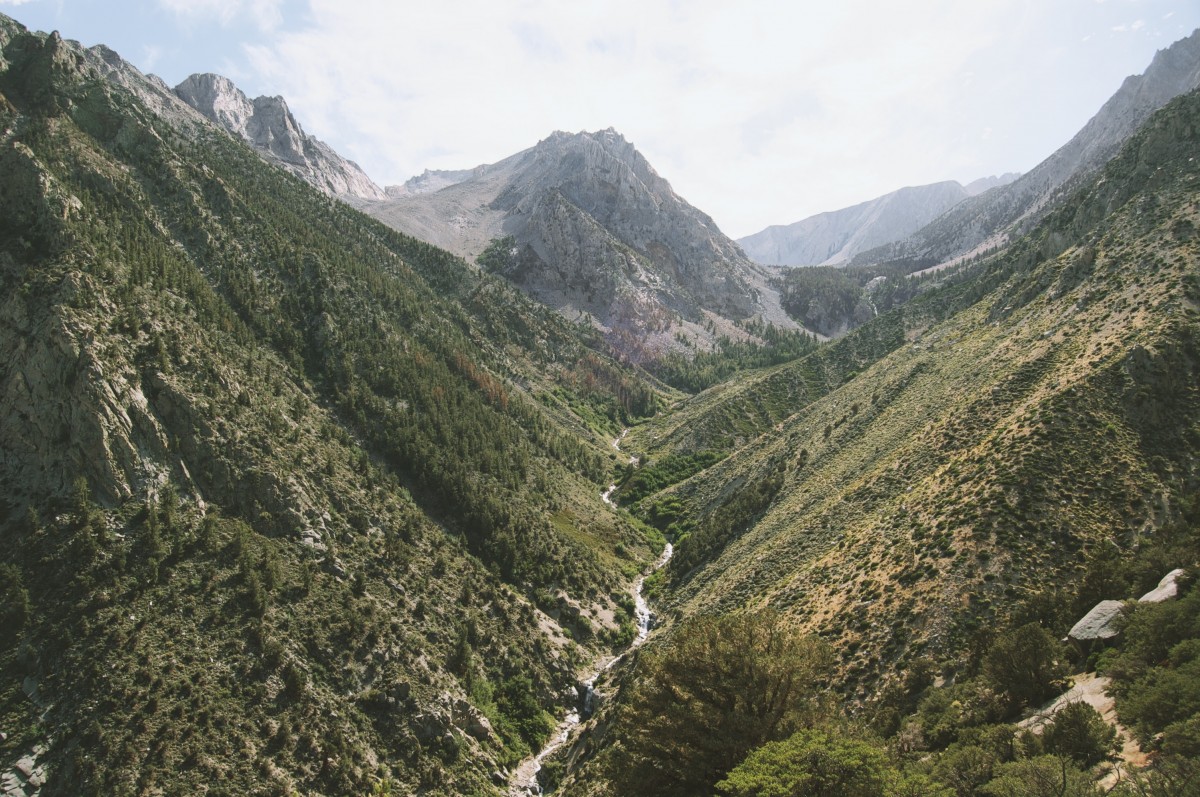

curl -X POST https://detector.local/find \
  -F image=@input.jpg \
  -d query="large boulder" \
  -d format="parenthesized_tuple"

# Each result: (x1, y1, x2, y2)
(1068, 600, 1126, 643)
(1138, 568, 1185, 603)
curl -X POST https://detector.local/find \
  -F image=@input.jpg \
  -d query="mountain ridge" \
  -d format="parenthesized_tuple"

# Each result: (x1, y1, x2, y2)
(851, 28, 1200, 271)
(174, 72, 387, 201)
(738, 177, 1018, 268)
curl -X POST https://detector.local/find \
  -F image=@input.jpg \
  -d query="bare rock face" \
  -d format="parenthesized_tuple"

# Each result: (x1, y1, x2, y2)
(363, 128, 794, 360)
(1068, 600, 1127, 643)
(174, 73, 386, 201)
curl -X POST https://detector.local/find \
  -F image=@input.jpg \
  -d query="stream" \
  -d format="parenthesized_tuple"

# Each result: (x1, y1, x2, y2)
(509, 431, 669, 796)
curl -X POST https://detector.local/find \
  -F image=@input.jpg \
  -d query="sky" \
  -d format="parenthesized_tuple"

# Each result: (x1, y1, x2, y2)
(3, 1, 1199, 238)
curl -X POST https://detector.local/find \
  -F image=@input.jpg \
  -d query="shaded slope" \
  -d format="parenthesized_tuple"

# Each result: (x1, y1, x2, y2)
(0, 18, 663, 795)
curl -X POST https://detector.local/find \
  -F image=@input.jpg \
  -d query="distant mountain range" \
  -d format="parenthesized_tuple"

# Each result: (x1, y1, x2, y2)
(737, 175, 1019, 267)
(151, 28, 1200, 353)
(850, 28, 1200, 270)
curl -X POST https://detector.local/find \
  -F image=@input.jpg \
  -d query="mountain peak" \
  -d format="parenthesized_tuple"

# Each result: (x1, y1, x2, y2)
(363, 128, 794, 359)
(173, 72, 386, 200)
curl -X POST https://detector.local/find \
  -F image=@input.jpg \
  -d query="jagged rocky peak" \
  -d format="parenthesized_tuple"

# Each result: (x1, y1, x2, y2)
(174, 73, 256, 139)
(507, 127, 744, 270)
(174, 72, 386, 201)
(964, 172, 1021, 196)
(362, 126, 794, 361)
(505, 127, 680, 216)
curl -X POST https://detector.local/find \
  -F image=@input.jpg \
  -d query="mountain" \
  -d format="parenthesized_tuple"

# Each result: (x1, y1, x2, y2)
(964, 172, 1021, 196)
(0, 15, 665, 795)
(737, 177, 1017, 267)
(174, 72, 387, 201)
(358, 128, 798, 361)
(554, 86, 1200, 795)
(852, 29, 1200, 270)
(641, 87, 1200, 639)
(6, 10, 1199, 796)
(384, 167, 482, 198)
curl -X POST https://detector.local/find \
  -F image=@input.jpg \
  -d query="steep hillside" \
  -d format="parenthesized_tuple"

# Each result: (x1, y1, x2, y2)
(635, 87, 1200, 685)
(0, 18, 664, 795)
(852, 29, 1200, 272)
(359, 129, 797, 361)
(738, 179, 988, 267)
(554, 86, 1200, 797)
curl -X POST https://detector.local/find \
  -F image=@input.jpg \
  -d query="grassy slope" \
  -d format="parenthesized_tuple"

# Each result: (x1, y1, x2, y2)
(635, 90, 1200, 698)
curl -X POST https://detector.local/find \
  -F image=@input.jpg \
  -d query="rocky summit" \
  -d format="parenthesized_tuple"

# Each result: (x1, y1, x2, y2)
(361, 128, 797, 361)
(174, 72, 387, 201)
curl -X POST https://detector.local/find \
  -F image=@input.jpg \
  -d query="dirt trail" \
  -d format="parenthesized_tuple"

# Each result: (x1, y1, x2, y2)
(1017, 672, 1147, 788)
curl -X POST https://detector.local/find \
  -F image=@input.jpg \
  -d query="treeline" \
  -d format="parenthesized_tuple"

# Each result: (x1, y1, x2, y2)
(651, 322, 821, 394)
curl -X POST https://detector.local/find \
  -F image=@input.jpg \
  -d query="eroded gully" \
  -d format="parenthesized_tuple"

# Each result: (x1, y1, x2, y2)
(510, 431, 669, 795)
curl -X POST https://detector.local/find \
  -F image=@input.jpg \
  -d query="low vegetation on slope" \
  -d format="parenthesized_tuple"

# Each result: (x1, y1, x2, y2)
(0, 20, 667, 795)
(557, 89, 1200, 795)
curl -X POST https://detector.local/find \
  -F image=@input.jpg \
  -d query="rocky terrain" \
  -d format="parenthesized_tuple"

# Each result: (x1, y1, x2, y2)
(359, 128, 798, 361)
(738, 176, 1017, 267)
(174, 72, 387, 201)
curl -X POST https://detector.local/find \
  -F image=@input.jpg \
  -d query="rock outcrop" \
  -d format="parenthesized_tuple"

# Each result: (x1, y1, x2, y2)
(174, 73, 386, 201)
(1138, 568, 1185, 603)
(1068, 600, 1127, 644)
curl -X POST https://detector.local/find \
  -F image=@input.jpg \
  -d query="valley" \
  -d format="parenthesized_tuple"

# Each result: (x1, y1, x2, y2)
(1, 10, 1199, 797)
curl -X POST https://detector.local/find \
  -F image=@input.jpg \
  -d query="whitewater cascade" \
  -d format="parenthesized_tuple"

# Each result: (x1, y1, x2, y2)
(509, 542, 672, 795)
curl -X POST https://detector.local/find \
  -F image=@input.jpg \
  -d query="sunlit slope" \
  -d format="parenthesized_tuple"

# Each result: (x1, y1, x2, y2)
(645, 90, 1200, 694)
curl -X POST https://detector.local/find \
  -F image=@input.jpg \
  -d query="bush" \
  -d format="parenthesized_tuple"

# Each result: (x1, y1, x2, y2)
(609, 610, 831, 796)
(982, 622, 1066, 713)
(980, 756, 1100, 797)
(1041, 702, 1116, 766)
(717, 728, 891, 797)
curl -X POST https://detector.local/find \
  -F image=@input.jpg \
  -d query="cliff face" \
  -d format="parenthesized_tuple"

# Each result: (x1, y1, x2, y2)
(174, 72, 387, 201)
(364, 128, 796, 360)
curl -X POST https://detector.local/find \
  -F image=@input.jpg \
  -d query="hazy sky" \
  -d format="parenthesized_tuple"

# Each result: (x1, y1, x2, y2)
(4, 1, 1199, 238)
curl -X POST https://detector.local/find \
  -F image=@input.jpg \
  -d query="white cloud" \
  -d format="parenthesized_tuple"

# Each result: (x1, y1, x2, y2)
(239, 0, 1022, 236)
(0, 0, 39, 6)
(158, 0, 283, 33)
(230, 0, 1200, 237)
(142, 44, 163, 73)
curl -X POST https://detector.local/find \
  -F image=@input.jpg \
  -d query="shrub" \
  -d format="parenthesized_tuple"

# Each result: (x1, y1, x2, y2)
(1041, 702, 1116, 766)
